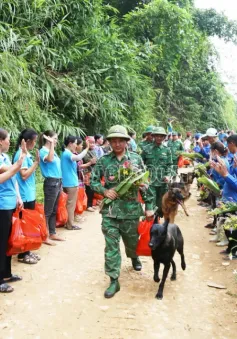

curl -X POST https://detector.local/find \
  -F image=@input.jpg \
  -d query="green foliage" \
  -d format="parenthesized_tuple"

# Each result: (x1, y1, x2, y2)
(193, 9, 237, 43)
(123, 0, 237, 132)
(0, 0, 156, 137)
(0, 0, 237, 139)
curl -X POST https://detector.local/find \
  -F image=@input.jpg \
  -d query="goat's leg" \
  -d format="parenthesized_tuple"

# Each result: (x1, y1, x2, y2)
(156, 263, 171, 300)
(177, 231, 186, 271)
(153, 262, 160, 282)
(170, 259, 176, 280)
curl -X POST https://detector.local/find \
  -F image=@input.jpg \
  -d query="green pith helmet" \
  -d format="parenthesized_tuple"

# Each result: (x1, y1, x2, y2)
(172, 131, 178, 136)
(151, 127, 167, 136)
(144, 125, 154, 134)
(106, 125, 130, 140)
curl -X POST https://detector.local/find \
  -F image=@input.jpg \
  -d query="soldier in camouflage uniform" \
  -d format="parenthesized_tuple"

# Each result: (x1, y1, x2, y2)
(167, 131, 184, 174)
(90, 125, 154, 298)
(137, 126, 154, 152)
(141, 127, 172, 218)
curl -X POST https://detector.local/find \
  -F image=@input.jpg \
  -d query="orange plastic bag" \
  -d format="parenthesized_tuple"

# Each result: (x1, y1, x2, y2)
(183, 159, 191, 165)
(75, 187, 85, 215)
(56, 191, 68, 227)
(35, 203, 48, 241)
(178, 156, 184, 168)
(93, 198, 97, 206)
(7, 210, 42, 256)
(136, 219, 154, 256)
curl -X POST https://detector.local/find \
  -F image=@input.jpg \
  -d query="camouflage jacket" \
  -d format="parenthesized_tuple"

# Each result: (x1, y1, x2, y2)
(137, 139, 153, 152)
(141, 143, 173, 186)
(90, 151, 154, 219)
(167, 139, 184, 164)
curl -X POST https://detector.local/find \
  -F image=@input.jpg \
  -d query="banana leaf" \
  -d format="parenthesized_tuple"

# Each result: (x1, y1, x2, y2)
(197, 176, 220, 196)
(104, 171, 149, 205)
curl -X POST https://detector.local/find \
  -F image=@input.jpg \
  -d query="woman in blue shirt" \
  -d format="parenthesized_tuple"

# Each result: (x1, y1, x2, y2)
(0, 128, 27, 293)
(61, 136, 89, 230)
(211, 135, 237, 203)
(13, 129, 40, 264)
(210, 142, 229, 189)
(39, 130, 63, 245)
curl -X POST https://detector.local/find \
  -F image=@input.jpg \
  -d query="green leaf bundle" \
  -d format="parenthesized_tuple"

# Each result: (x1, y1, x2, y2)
(197, 176, 220, 196)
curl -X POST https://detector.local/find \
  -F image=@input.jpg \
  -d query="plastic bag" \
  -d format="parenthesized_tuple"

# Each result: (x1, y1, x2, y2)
(75, 187, 85, 215)
(94, 193, 104, 201)
(183, 159, 191, 166)
(35, 203, 48, 241)
(7, 211, 26, 256)
(178, 156, 184, 168)
(136, 219, 154, 256)
(7, 209, 42, 256)
(56, 191, 68, 227)
(83, 192, 88, 211)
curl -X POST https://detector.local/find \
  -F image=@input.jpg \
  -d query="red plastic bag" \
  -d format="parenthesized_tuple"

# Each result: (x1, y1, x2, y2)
(35, 203, 48, 241)
(94, 193, 104, 201)
(178, 156, 184, 168)
(136, 219, 154, 256)
(93, 198, 97, 206)
(75, 187, 85, 215)
(7, 210, 42, 256)
(56, 191, 68, 227)
(83, 192, 88, 211)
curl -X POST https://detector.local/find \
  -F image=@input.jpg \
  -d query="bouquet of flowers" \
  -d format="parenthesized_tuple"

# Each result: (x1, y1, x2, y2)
(104, 160, 149, 205)
(209, 201, 237, 216)
(223, 216, 237, 231)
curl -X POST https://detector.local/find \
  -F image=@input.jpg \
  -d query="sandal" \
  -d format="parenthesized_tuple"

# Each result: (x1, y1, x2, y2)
(30, 252, 41, 261)
(18, 254, 38, 264)
(4, 274, 22, 283)
(0, 283, 14, 293)
(65, 225, 82, 230)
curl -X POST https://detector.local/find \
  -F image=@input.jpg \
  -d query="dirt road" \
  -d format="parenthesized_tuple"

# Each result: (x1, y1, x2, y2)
(0, 185, 237, 339)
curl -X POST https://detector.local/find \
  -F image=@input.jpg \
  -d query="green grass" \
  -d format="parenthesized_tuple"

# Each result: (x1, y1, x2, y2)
(36, 169, 44, 203)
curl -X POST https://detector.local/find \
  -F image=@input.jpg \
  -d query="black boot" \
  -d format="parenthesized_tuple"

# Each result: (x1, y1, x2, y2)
(131, 257, 142, 271)
(104, 278, 120, 299)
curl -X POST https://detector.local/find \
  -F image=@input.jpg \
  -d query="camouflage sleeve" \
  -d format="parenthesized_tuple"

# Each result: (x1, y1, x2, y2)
(138, 156, 154, 211)
(165, 147, 173, 177)
(141, 149, 146, 163)
(90, 158, 106, 195)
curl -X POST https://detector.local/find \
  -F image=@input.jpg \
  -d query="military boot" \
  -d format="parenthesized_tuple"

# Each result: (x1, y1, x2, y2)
(131, 257, 142, 271)
(104, 278, 120, 299)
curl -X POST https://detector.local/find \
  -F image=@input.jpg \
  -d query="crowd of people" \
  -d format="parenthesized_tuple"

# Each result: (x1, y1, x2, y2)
(0, 122, 236, 297)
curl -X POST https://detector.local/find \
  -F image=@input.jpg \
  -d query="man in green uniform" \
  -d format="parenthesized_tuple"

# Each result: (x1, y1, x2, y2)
(141, 127, 172, 217)
(138, 125, 154, 151)
(90, 125, 154, 299)
(167, 131, 184, 173)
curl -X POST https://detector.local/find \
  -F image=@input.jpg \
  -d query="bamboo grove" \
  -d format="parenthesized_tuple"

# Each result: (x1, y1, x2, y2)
(1, 0, 237, 138)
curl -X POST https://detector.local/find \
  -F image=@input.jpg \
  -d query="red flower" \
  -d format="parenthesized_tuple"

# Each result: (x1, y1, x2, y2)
(123, 161, 131, 168)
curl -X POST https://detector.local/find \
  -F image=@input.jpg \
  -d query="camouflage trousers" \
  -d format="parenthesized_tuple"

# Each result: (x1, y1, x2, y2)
(101, 217, 140, 279)
(150, 185, 168, 218)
